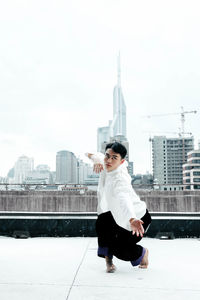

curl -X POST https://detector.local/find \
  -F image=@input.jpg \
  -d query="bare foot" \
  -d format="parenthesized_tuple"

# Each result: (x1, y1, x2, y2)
(139, 248, 149, 269)
(105, 257, 116, 273)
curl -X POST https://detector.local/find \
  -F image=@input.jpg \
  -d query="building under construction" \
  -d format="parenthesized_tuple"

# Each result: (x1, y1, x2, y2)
(152, 136, 194, 190)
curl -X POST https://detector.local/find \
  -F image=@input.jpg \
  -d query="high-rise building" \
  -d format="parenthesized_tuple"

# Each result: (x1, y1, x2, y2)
(97, 53, 127, 152)
(36, 165, 50, 172)
(110, 53, 126, 138)
(14, 155, 34, 183)
(56, 150, 77, 184)
(97, 124, 111, 152)
(24, 164, 52, 185)
(77, 159, 91, 184)
(96, 54, 132, 175)
(152, 136, 194, 190)
(77, 159, 94, 184)
(128, 161, 134, 177)
(183, 147, 200, 190)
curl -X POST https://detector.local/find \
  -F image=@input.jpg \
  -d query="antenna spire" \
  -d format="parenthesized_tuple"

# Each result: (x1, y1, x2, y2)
(117, 51, 121, 87)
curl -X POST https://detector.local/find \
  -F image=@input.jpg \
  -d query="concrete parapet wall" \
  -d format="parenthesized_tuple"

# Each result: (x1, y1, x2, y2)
(136, 190, 200, 212)
(0, 190, 200, 212)
(0, 190, 97, 212)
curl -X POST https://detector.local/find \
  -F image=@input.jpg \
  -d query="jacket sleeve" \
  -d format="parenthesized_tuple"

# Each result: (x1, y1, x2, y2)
(110, 181, 137, 230)
(90, 152, 104, 164)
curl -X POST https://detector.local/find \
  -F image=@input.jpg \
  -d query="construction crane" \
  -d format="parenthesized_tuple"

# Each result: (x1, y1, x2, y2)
(144, 106, 197, 137)
(143, 131, 192, 139)
(144, 107, 197, 174)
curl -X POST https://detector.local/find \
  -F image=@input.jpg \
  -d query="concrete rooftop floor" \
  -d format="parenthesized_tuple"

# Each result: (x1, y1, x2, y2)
(0, 236, 199, 300)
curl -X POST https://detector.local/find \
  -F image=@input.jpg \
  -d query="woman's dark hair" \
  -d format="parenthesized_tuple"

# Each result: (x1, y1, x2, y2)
(105, 142, 127, 159)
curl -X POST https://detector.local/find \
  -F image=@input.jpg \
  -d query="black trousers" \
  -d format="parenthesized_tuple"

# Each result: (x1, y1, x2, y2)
(96, 210, 151, 262)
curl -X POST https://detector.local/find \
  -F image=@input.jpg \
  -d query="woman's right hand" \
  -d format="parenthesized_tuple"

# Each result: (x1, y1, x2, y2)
(130, 219, 144, 237)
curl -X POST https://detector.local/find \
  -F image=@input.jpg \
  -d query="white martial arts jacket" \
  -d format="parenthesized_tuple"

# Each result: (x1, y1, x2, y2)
(91, 153, 147, 231)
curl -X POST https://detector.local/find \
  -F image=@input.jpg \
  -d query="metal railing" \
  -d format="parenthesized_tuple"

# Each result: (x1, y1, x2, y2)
(0, 183, 89, 191)
(1, 182, 200, 191)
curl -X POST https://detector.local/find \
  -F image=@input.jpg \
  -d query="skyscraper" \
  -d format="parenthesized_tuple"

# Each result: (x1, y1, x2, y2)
(110, 53, 126, 138)
(97, 53, 127, 151)
(96, 54, 133, 173)
(97, 123, 111, 152)
(56, 150, 77, 184)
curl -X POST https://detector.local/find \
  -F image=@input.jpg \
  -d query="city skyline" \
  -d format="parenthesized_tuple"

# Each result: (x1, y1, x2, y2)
(1, 1, 200, 177)
(4, 151, 94, 185)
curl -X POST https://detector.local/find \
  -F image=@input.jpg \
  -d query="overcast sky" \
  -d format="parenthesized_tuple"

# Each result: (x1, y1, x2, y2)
(0, 0, 200, 177)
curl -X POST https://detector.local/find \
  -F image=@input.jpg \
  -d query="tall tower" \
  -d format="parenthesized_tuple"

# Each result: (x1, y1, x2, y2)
(110, 52, 127, 138)
(56, 150, 77, 184)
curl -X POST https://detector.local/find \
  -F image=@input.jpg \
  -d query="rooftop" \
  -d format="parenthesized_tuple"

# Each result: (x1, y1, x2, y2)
(0, 237, 200, 299)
